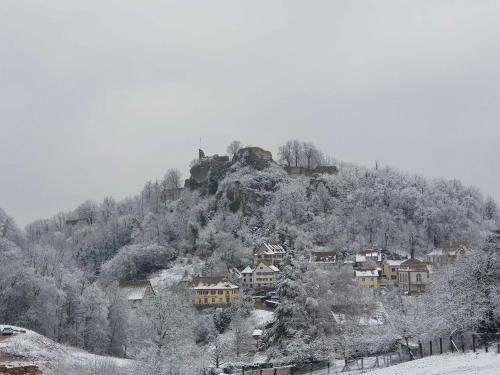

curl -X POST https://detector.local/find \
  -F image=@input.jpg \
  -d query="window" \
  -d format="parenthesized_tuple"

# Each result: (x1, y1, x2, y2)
(416, 274, 422, 283)
(218, 291, 223, 295)
(392, 268, 396, 272)
(211, 290, 216, 295)
(212, 298, 215, 303)
(204, 298, 208, 303)
(362, 278, 365, 282)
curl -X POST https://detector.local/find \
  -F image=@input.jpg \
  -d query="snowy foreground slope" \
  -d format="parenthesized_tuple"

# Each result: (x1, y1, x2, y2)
(367, 352, 500, 375)
(0, 325, 134, 374)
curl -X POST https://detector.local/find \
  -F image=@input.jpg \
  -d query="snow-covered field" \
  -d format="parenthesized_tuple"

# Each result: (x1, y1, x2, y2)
(369, 352, 500, 375)
(249, 309, 274, 328)
(0, 324, 134, 374)
(311, 352, 500, 375)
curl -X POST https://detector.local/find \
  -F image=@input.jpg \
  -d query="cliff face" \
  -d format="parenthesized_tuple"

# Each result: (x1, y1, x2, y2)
(186, 154, 230, 194)
(185, 147, 274, 195)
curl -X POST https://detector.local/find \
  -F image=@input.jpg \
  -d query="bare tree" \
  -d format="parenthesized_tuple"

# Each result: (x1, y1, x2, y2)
(164, 168, 182, 190)
(226, 140, 242, 158)
(278, 140, 294, 166)
(302, 142, 324, 169)
(291, 139, 303, 167)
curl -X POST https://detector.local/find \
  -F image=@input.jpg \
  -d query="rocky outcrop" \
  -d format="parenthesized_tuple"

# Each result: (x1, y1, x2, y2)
(186, 147, 274, 194)
(186, 154, 231, 194)
(233, 147, 273, 170)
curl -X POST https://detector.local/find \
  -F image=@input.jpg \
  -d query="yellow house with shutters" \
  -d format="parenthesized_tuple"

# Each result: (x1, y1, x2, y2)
(355, 270, 380, 288)
(190, 276, 239, 306)
(381, 260, 404, 286)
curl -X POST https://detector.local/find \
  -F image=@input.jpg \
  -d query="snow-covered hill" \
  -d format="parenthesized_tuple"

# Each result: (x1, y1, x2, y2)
(0, 325, 134, 374)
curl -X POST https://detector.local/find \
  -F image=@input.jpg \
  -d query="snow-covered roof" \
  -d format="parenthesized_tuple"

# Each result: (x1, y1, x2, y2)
(253, 262, 281, 273)
(241, 266, 254, 274)
(355, 250, 382, 263)
(190, 276, 239, 290)
(355, 270, 379, 277)
(252, 329, 263, 337)
(399, 258, 428, 272)
(256, 242, 286, 255)
(118, 280, 153, 301)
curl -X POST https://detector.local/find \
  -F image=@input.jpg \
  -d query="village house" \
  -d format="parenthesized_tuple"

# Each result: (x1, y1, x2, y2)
(240, 262, 280, 289)
(253, 242, 286, 266)
(118, 280, 156, 307)
(309, 250, 337, 269)
(381, 259, 404, 285)
(189, 276, 239, 306)
(354, 249, 382, 269)
(355, 269, 380, 288)
(397, 258, 429, 294)
(425, 241, 468, 266)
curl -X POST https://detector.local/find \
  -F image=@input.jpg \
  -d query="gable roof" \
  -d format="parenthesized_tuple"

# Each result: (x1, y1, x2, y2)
(190, 276, 239, 290)
(256, 242, 286, 255)
(118, 280, 154, 301)
(254, 262, 280, 272)
(399, 258, 428, 272)
(241, 266, 254, 274)
(355, 270, 379, 277)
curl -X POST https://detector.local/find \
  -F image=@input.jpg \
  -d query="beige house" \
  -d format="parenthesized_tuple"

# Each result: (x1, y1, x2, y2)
(118, 280, 156, 307)
(398, 259, 429, 294)
(190, 276, 239, 306)
(254, 242, 286, 266)
(381, 260, 404, 285)
(355, 269, 380, 288)
(240, 262, 280, 289)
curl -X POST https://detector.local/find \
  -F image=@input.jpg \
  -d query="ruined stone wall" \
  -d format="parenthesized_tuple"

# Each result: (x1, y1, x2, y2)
(0, 365, 40, 375)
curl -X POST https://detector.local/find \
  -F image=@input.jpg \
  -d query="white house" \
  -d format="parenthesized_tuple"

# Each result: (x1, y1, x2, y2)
(240, 262, 280, 289)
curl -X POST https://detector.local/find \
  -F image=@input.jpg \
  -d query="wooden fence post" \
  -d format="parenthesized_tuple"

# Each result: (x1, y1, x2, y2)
(418, 340, 423, 358)
(461, 335, 465, 353)
(439, 338, 443, 354)
(485, 340, 489, 353)
(450, 336, 454, 353)
(497, 333, 499, 354)
(473, 334, 476, 353)
(429, 341, 433, 356)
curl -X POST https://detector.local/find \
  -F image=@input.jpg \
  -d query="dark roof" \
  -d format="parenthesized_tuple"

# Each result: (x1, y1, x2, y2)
(311, 251, 337, 262)
(400, 258, 428, 271)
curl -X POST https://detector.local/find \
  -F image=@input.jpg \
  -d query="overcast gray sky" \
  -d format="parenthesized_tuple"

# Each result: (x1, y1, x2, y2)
(1, 0, 500, 227)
